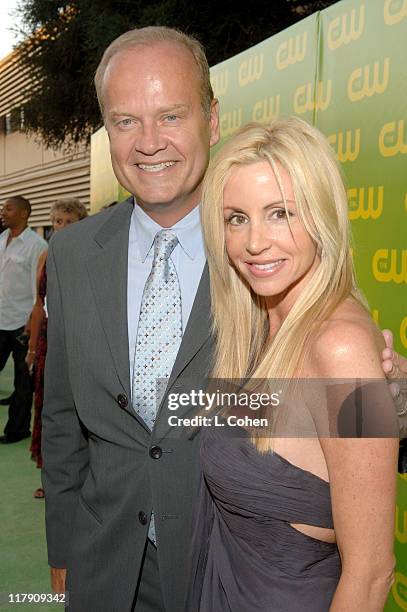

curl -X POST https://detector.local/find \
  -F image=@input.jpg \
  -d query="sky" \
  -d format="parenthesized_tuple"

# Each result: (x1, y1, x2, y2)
(0, 0, 23, 61)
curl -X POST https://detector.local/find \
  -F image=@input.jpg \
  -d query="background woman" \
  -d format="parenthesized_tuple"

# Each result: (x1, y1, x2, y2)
(27, 198, 87, 498)
(187, 117, 399, 611)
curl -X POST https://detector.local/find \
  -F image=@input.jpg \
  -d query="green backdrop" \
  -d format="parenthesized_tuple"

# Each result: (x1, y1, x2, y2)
(90, 2, 407, 607)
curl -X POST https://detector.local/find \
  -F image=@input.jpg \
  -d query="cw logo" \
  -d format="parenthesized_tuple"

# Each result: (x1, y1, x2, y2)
(392, 572, 407, 610)
(401, 316, 407, 350)
(220, 108, 243, 139)
(211, 70, 229, 98)
(379, 120, 407, 157)
(276, 32, 307, 70)
(384, 0, 407, 25)
(252, 95, 280, 123)
(347, 186, 383, 220)
(372, 249, 407, 284)
(328, 129, 360, 163)
(238, 54, 264, 87)
(327, 3, 365, 50)
(347, 58, 390, 102)
(293, 80, 332, 114)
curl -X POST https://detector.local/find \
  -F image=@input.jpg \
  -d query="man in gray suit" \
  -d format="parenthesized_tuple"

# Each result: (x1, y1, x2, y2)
(43, 27, 219, 612)
(43, 25, 407, 612)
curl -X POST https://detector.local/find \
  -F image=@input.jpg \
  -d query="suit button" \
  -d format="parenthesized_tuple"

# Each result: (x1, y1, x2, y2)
(138, 511, 148, 525)
(117, 394, 128, 408)
(149, 445, 162, 460)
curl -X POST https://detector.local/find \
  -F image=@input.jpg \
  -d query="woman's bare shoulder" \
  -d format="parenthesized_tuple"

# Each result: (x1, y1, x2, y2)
(306, 299, 385, 379)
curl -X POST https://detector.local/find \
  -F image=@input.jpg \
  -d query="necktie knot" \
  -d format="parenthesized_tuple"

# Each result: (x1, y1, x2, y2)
(154, 230, 178, 263)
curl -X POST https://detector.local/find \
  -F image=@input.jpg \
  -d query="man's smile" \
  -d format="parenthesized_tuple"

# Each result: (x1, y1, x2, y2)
(136, 161, 177, 172)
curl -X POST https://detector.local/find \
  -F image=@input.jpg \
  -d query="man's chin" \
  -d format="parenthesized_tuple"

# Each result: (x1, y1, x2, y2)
(136, 198, 177, 210)
(134, 190, 186, 211)
(135, 195, 199, 225)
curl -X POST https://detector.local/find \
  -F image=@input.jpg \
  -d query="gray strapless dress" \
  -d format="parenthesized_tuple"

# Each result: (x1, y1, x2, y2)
(185, 424, 341, 611)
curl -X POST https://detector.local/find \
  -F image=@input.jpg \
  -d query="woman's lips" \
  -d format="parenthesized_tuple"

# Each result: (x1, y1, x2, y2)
(245, 259, 286, 277)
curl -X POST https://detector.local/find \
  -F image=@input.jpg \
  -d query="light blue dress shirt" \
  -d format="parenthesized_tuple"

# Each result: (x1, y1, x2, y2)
(127, 200, 206, 394)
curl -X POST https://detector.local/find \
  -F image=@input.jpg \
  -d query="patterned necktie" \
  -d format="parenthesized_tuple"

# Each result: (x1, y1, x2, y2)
(132, 230, 183, 546)
(133, 229, 183, 428)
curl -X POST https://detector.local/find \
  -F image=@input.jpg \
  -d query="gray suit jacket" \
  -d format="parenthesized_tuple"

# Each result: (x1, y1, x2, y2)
(42, 198, 213, 611)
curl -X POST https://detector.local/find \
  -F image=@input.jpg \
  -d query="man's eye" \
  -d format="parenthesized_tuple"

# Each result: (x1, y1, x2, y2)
(164, 115, 177, 122)
(118, 118, 133, 127)
(227, 214, 248, 226)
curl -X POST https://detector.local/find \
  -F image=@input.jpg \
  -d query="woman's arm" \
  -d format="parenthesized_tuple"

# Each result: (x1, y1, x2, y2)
(313, 320, 398, 612)
(26, 250, 48, 370)
(321, 436, 397, 612)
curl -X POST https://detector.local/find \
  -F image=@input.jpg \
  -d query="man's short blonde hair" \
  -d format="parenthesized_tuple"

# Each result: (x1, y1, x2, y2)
(94, 26, 214, 119)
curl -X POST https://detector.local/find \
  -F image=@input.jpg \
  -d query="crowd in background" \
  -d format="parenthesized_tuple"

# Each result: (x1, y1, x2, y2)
(0, 195, 87, 499)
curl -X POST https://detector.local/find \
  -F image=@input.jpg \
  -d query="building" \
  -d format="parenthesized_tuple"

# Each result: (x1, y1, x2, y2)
(0, 49, 90, 235)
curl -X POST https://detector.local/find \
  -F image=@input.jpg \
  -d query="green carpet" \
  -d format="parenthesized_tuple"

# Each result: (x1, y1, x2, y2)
(0, 359, 60, 611)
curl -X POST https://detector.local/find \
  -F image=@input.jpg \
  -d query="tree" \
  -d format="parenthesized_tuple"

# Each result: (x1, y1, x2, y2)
(15, 0, 336, 149)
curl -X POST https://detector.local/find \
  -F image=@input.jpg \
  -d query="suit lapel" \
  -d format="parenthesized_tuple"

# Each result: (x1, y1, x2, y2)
(169, 264, 211, 384)
(86, 199, 133, 402)
(153, 265, 212, 439)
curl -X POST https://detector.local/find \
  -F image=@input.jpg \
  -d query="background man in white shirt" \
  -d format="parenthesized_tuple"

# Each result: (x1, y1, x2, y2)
(0, 196, 47, 443)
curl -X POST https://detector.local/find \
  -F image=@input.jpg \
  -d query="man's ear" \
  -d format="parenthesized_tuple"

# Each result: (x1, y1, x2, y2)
(209, 99, 220, 147)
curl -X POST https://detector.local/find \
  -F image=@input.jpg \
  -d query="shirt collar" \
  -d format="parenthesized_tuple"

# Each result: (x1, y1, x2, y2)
(0, 227, 30, 243)
(0, 229, 9, 243)
(131, 198, 203, 262)
(16, 227, 31, 242)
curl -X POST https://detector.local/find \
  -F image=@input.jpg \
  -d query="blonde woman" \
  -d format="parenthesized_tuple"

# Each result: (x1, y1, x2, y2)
(186, 117, 399, 611)
(27, 198, 87, 498)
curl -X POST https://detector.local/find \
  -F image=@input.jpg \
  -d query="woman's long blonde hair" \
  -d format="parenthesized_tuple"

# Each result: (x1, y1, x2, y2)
(201, 117, 367, 447)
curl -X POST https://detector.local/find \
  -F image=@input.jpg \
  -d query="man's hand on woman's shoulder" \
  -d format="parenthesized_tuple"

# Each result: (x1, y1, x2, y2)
(382, 329, 407, 379)
(382, 329, 407, 436)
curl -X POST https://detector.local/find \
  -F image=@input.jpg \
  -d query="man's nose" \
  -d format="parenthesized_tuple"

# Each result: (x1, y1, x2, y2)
(135, 123, 166, 156)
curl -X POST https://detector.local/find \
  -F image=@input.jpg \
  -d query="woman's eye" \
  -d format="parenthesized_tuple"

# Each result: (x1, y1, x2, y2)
(270, 208, 291, 221)
(227, 214, 248, 226)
